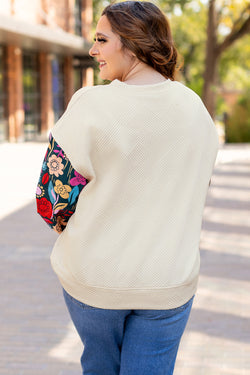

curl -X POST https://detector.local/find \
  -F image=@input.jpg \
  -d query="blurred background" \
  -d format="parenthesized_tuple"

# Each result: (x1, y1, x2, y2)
(0, 1, 250, 375)
(0, 0, 94, 143)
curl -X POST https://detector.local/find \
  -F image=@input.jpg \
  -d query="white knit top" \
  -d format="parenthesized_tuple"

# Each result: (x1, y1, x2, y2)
(50, 79, 219, 309)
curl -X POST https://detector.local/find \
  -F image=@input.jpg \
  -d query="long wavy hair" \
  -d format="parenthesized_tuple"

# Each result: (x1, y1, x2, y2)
(102, 1, 178, 81)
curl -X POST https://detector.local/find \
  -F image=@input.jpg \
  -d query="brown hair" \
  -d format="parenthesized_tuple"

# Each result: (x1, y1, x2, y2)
(102, 1, 178, 81)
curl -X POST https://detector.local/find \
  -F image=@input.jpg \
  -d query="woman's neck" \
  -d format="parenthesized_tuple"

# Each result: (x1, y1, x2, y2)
(121, 61, 167, 85)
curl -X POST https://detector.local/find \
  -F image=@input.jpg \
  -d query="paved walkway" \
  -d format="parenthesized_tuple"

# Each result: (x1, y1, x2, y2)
(0, 142, 250, 375)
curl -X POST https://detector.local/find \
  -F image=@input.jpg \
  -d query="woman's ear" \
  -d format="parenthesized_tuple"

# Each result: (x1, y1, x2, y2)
(123, 48, 137, 60)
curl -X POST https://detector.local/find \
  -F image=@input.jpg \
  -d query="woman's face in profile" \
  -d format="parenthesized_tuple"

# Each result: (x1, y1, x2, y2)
(89, 15, 136, 81)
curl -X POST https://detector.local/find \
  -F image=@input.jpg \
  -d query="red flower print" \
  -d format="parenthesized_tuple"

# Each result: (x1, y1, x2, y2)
(70, 171, 87, 186)
(37, 197, 53, 219)
(42, 173, 49, 185)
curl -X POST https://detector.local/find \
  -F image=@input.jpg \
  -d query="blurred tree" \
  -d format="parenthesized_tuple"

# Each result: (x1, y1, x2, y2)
(93, 0, 110, 26)
(169, 1, 250, 112)
(219, 35, 250, 91)
(203, 0, 250, 118)
(168, 1, 207, 96)
(225, 90, 250, 142)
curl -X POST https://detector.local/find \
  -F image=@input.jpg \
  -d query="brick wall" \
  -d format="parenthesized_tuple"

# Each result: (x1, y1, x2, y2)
(3, 0, 92, 37)
(40, 0, 74, 31)
(81, 0, 92, 40)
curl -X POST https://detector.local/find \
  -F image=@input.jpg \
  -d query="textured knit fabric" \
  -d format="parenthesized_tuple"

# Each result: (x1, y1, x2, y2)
(36, 134, 88, 230)
(50, 79, 219, 309)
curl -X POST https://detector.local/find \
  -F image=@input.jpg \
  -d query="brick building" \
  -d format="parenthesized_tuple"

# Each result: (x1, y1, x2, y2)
(0, 0, 94, 142)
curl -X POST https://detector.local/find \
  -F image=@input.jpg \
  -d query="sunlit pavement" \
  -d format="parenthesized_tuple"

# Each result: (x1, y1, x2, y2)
(0, 142, 250, 375)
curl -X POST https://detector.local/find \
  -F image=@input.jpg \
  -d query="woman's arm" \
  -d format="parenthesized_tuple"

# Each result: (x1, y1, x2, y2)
(36, 133, 89, 233)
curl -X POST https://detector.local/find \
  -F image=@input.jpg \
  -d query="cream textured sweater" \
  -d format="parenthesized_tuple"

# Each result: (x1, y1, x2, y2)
(51, 79, 219, 309)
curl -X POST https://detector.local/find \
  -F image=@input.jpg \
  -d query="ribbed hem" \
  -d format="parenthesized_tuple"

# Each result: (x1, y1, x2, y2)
(51, 258, 198, 310)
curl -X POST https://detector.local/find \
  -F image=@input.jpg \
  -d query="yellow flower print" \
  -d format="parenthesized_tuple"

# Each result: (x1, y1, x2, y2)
(54, 180, 72, 199)
(47, 155, 64, 177)
(36, 184, 45, 198)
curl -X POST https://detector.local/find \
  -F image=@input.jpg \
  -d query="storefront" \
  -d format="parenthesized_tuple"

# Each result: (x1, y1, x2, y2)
(0, 0, 94, 142)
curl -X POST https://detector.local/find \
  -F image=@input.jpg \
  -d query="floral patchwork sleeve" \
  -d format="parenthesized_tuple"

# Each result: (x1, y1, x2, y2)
(36, 133, 89, 232)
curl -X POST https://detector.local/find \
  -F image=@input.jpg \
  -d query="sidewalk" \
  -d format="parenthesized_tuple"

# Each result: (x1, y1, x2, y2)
(0, 142, 250, 375)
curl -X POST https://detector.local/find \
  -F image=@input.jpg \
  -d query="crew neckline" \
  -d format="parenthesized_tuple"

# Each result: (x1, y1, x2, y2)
(111, 78, 172, 89)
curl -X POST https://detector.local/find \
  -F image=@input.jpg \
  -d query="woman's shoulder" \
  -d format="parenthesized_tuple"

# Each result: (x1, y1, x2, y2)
(68, 83, 113, 107)
(75, 83, 113, 96)
(171, 80, 201, 99)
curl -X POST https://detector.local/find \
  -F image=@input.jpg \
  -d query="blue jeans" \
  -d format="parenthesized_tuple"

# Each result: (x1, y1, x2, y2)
(63, 288, 194, 375)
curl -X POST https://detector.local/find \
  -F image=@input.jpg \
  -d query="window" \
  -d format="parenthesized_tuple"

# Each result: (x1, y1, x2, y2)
(23, 52, 41, 141)
(0, 46, 7, 142)
(51, 56, 65, 122)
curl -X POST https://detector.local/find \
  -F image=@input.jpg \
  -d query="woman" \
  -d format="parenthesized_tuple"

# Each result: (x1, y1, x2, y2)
(36, 2, 219, 374)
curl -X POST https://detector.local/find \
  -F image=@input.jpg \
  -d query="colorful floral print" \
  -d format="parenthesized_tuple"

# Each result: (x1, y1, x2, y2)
(47, 154, 64, 177)
(42, 173, 49, 185)
(37, 197, 53, 218)
(36, 134, 89, 231)
(36, 184, 45, 198)
(54, 180, 72, 199)
(70, 171, 87, 186)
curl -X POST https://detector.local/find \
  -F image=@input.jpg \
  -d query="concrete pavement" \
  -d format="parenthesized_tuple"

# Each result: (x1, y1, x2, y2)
(0, 141, 250, 375)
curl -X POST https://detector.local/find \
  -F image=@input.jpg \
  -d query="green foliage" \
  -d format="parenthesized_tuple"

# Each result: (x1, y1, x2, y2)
(169, 0, 207, 88)
(186, 77, 204, 97)
(219, 34, 250, 90)
(92, 0, 105, 26)
(157, 0, 191, 13)
(225, 90, 250, 142)
(216, 0, 250, 44)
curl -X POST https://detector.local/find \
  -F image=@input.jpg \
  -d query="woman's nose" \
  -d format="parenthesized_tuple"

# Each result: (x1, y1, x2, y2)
(89, 44, 99, 57)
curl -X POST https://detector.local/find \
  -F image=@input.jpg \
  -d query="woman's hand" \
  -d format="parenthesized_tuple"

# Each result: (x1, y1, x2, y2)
(53, 216, 67, 234)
